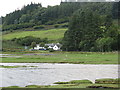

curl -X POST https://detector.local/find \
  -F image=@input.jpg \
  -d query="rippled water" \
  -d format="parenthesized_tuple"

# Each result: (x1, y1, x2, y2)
(0, 63, 119, 87)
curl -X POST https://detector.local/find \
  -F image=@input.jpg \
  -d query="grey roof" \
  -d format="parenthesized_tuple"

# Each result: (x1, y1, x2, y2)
(45, 43, 62, 47)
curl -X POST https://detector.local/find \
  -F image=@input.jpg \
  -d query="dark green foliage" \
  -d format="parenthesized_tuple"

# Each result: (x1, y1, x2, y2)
(61, 24, 68, 28)
(112, 2, 119, 19)
(54, 82, 69, 84)
(62, 9, 102, 51)
(2, 2, 80, 28)
(49, 48, 54, 52)
(33, 25, 45, 29)
(44, 45, 49, 50)
(2, 3, 42, 25)
(54, 23, 68, 28)
(54, 25, 59, 28)
(2, 40, 24, 52)
(31, 42, 36, 49)
(40, 42, 45, 47)
(2, 2, 115, 31)
(62, 7, 118, 51)
(13, 36, 41, 46)
(2, 23, 35, 31)
(11, 36, 48, 46)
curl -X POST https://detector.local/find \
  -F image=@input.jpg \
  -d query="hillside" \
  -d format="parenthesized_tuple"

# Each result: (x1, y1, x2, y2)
(3, 28, 67, 42)
(2, 2, 117, 31)
(1, 2, 119, 52)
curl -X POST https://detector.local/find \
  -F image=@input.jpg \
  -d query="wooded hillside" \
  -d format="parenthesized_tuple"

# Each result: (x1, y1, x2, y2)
(1, 2, 118, 31)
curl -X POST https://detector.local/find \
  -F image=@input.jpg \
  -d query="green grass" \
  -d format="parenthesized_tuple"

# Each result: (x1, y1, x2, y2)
(69, 80, 93, 84)
(3, 84, 119, 89)
(25, 85, 49, 88)
(44, 78, 119, 88)
(1, 51, 118, 64)
(54, 80, 92, 84)
(95, 78, 120, 84)
(3, 79, 120, 89)
(0, 65, 37, 68)
(2, 28, 67, 41)
(4, 86, 20, 88)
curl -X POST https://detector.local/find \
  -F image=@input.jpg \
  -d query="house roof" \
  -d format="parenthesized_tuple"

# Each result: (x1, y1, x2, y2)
(45, 43, 62, 47)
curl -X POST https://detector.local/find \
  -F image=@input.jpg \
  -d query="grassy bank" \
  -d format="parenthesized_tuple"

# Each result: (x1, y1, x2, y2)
(1, 51, 118, 64)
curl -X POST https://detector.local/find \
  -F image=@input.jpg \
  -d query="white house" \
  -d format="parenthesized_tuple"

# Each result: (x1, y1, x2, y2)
(53, 45, 60, 50)
(45, 43, 61, 51)
(34, 44, 46, 50)
(33, 43, 61, 51)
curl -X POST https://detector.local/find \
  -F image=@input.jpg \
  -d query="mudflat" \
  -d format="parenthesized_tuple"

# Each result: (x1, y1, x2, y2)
(0, 63, 118, 87)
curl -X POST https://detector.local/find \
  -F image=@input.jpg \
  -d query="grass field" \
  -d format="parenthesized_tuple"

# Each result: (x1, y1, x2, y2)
(2, 28, 67, 41)
(1, 51, 118, 64)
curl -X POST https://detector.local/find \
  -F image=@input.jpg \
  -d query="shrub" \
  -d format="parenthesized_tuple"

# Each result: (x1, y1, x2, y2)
(61, 24, 68, 28)
(3, 23, 35, 31)
(54, 25, 59, 28)
(14, 36, 41, 46)
(49, 48, 54, 52)
(33, 25, 45, 29)
(45, 21, 54, 25)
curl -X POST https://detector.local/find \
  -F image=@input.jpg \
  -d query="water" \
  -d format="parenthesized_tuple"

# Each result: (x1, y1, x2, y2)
(0, 63, 119, 87)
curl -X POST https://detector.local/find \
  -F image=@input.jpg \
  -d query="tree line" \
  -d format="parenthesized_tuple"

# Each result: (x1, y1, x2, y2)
(62, 4, 119, 52)
(2, 2, 118, 31)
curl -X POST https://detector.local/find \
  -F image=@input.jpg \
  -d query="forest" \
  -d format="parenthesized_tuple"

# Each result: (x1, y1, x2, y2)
(1, 2, 119, 52)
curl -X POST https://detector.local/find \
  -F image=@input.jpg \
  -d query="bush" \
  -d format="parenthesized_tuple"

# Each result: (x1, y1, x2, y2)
(54, 25, 59, 28)
(3, 23, 35, 31)
(54, 23, 68, 28)
(12, 36, 48, 46)
(33, 25, 45, 29)
(61, 24, 68, 28)
(56, 18, 69, 24)
(49, 48, 54, 52)
(45, 21, 55, 25)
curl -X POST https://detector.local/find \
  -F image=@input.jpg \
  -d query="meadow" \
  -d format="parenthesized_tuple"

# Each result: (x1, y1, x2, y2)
(2, 28, 67, 41)
(1, 51, 118, 64)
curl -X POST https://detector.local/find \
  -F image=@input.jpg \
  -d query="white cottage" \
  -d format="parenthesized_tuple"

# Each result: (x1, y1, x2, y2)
(34, 44, 46, 50)
(33, 43, 61, 51)
(53, 45, 60, 50)
(45, 43, 61, 51)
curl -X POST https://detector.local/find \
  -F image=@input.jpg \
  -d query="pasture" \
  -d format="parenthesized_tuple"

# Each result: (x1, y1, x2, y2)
(2, 28, 67, 41)
(1, 51, 118, 64)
